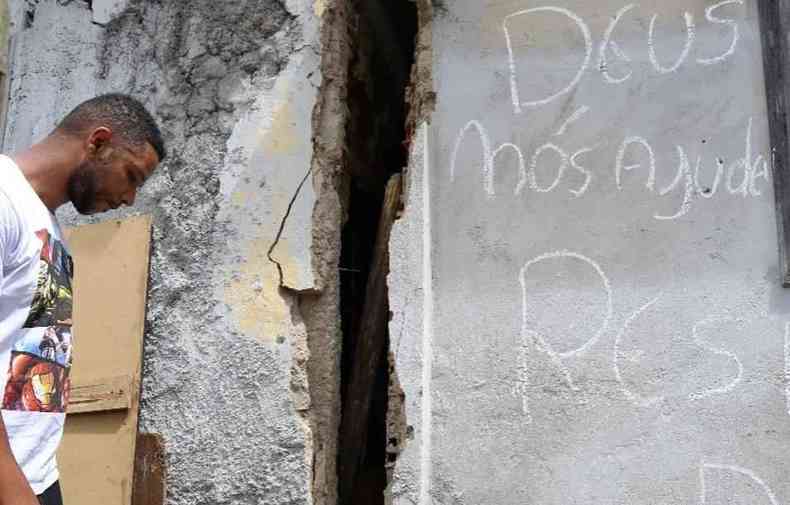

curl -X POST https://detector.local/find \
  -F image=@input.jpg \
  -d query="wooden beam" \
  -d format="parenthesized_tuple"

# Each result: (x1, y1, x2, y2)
(338, 174, 402, 502)
(758, 0, 790, 286)
(67, 374, 133, 414)
(132, 433, 167, 505)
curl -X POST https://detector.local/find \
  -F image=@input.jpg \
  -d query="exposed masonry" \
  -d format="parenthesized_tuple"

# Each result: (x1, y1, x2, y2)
(94, 3, 308, 505)
(279, 1, 352, 505)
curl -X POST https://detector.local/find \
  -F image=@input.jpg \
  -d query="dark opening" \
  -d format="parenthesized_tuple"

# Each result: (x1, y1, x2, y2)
(338, 0, 418, 503)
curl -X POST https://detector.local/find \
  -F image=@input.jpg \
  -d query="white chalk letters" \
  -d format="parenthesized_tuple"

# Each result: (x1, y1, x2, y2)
(450, 117, 767, 219)
(504, 7, 592, 114)
(518, 251, 790, 418)
(518, 251, 613, 422)
(700, 463, 780, 505)
(505, 3, 744, 113)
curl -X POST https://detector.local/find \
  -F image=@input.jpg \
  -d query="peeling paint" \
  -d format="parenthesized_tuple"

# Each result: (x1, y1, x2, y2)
(224, 232, 297, 344)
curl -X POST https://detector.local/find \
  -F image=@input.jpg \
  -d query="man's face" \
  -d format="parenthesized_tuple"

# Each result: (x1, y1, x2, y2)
(67, 137, 159, 215)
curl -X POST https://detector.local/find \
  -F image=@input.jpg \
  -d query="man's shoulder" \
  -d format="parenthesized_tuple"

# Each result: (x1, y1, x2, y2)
(0, 155, 27, 196)
(0, 156, 49, 226)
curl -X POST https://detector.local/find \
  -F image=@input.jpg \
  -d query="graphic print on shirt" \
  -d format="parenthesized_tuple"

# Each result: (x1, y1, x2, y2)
(3, 230, 73, 413)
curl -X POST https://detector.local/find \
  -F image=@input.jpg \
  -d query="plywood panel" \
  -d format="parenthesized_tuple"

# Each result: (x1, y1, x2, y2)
(58, 215, 152, 505)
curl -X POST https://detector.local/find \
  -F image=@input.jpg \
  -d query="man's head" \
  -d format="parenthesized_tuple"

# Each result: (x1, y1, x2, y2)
(55, 94, 165, 215)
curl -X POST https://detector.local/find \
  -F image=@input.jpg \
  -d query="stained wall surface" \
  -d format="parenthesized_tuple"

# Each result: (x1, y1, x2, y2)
(391, 1, 790, 504)
(3, 1, 334, 504)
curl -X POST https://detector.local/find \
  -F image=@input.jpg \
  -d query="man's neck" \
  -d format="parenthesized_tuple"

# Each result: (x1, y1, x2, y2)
(12, 135, 81, 213)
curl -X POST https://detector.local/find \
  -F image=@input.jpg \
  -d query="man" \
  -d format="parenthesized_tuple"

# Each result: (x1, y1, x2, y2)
(0, 94, 165, 505)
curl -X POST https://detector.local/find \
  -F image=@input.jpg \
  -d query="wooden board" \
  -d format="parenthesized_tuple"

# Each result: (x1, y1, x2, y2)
(67, 374, 133, 415)
(338, 174, 402, 502)
(58, 215, 152, 505)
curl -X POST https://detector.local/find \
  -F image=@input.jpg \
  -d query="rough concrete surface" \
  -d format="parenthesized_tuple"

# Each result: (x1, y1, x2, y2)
(91, 0, 129, 25)
(3, 0, 341, 503)
(392, 0, 790, 504)
(388, 121, 428, 505)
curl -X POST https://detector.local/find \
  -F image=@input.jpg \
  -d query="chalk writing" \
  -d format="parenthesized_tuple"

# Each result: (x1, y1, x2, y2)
(569, 146, 595, 197)
(504, 7, 592, 113)
(698, 0, 744, 65)
(616, 136, 657, 191)
(518, 250, 613, 419)
(449, 116, 767, 219)
(419, 125, 433, 505)
(510, 251, 785, 409)
(700, 462, 781, 505)
(450, 120, 494, 196)
(599, 4, 637, 84)
(613, 295, 665, 407)
(688, 317, 744, 400)
(555, 105, 591, 136)
(493, 142, 526, 195)
(654, 146, 694, 220)
(695, 157, 723, 199)
(529, 143, 569, 193)
(648, 12, 696, 74)
(504, 3, 745, 111)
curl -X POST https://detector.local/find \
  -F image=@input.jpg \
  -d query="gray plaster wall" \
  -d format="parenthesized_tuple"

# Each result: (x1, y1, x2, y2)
(391, 1, 790, 504)
(3, 0, 337, 504)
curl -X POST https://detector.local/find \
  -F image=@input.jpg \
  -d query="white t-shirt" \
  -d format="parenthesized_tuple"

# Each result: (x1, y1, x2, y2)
(0, 155, 73, 494)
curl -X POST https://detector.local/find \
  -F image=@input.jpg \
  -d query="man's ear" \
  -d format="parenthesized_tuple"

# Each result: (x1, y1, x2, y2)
(86, 127, 113, 154)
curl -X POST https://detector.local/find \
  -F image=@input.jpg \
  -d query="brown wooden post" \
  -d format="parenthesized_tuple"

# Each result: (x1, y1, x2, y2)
(338, 174, 402, 502)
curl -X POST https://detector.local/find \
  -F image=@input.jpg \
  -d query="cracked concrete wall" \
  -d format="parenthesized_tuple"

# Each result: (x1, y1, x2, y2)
(4, 0, 344, 503)
(391, 1, 790, 504)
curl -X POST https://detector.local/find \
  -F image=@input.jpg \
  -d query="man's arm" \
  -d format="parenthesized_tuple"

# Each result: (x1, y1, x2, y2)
(0, 191, 39, 505)
(0, 418, 39, 505)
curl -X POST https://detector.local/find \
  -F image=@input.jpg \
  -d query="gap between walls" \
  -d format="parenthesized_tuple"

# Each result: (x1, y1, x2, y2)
(337, 0, 418, 504)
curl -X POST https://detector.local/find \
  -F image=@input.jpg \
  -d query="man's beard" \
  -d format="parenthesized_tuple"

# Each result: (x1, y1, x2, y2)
(66, 162, 98, 215)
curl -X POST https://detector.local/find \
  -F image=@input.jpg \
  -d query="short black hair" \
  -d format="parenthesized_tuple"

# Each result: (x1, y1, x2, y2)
(56, 93, 166, 161)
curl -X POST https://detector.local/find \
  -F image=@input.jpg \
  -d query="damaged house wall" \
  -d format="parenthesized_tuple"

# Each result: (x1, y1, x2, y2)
(3, 0, 349, 504)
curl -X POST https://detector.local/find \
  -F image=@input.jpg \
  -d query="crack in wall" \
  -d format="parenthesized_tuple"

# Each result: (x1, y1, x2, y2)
(296, 1, 354, 505)
(268, 165, 315, 289)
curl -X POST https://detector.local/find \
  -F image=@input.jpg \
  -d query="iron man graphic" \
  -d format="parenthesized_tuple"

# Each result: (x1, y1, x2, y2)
(4, 354, 67, 413)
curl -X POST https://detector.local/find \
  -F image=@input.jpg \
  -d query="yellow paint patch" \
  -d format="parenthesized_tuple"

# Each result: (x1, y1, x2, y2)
(314, 0, 326, 17)
(224, 234, 297, 343)
(260, 102, 300, 155)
